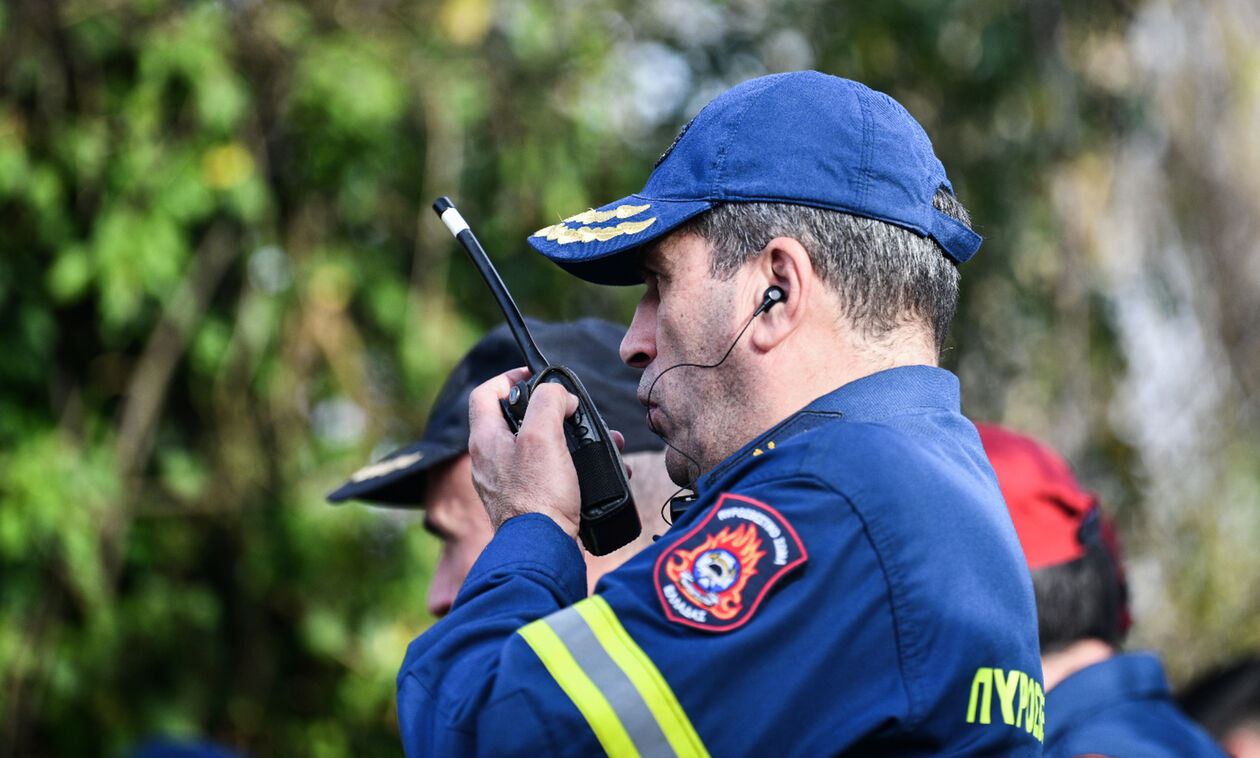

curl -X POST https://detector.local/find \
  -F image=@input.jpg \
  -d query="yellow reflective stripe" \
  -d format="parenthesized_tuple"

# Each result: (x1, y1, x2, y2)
(518, 617, 641, 758)
(575, 597, 711, 758)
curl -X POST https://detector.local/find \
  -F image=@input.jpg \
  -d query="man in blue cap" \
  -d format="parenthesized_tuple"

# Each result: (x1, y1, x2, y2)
(328, 319, 676, 615)
(398, 71, 1043, 756)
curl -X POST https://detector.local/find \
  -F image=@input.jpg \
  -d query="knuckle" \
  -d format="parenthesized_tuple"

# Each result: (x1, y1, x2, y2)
(515, 423, 548, 447)
(532, 383, 561, 402)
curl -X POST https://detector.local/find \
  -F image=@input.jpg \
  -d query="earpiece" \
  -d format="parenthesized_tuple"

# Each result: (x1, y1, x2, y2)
(753, 286, 786, 317)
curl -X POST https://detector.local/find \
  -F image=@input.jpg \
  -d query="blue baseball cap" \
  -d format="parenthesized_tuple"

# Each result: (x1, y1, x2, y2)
(528, 71, 981, 285)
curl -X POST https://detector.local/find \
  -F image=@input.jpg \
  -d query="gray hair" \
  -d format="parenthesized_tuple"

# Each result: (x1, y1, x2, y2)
(679, 189, 970, 354)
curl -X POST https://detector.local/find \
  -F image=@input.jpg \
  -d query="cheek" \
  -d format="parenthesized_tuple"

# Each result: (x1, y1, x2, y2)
(454, 522, 495, 573)
(433, 549, 460, 585)
(656, 299, 692, 352)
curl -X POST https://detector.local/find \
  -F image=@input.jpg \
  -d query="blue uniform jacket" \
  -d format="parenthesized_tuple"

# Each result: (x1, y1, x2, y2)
(398, 366, 1044, 756)
(1044, 652, 1226, 758)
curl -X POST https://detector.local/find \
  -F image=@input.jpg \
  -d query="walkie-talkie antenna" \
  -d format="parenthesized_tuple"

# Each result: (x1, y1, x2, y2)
(433, 196, 549, 373)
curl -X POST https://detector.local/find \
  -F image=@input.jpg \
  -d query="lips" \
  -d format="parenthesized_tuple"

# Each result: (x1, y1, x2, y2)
(645, 404, 668, 438)
(640, 375, 667, 436)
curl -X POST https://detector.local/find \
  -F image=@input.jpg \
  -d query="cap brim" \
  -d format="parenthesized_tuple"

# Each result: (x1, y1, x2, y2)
(528, 195, 714, 285)
(325, 440, 461, 507)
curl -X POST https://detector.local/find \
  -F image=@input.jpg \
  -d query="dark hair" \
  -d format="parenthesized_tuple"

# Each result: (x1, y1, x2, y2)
(1030, 513, 1128, 654)
(679, 188, 969, 355)
(1178, 656, 1260, 742)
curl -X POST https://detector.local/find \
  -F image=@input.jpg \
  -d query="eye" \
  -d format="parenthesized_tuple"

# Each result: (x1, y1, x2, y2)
(422, 516, 452, 541)
(642, 274, 663, 303)
(637, 246, 667, 285)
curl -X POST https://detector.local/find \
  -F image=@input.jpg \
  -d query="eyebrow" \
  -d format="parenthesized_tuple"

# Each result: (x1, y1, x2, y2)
(636, 241, 667, 277)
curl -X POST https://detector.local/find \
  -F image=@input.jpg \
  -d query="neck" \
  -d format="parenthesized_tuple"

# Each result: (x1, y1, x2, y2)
(1040, 638, 1115, 691)
(749, 322, 938, 433)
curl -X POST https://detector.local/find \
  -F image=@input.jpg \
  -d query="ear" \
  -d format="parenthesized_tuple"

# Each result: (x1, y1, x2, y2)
(747, 236, 813, 353)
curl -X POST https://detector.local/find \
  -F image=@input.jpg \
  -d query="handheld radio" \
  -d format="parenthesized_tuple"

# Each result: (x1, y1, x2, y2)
(432, 197, 641, 556)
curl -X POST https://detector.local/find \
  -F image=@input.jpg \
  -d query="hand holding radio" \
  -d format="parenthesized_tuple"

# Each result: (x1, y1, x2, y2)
(466, 367, 584, 536)
(433, 197, 641, 556)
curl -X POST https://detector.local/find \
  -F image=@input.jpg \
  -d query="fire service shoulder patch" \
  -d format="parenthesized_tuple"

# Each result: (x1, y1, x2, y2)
(654, 493, 807, 632)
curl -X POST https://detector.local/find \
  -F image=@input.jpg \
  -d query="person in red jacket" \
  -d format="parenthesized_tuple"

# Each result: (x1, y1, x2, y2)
(978, 422, 1226, 758)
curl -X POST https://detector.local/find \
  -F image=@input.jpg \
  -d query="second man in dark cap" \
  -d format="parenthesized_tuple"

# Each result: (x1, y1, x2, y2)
(329, 318, 675, 616)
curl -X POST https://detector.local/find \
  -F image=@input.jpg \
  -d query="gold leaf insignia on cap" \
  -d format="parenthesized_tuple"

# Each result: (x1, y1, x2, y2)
(531, 203, 656, 245)
(349, 451, 424, 482)
(564, 203, 651, 224)
(534, 218, 658, 245)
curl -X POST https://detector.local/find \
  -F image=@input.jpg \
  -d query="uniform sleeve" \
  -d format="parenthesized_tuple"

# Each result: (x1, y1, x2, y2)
(397, 432, 1045, 756)
(396, 513, 589, 757)
(395, 472, 899, 757)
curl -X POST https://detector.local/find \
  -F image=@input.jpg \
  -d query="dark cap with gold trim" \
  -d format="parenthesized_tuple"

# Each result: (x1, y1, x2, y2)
(326, 318, 658, 507)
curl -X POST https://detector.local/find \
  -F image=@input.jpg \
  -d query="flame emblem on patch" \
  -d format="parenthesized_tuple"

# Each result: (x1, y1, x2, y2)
(666, 523, 765, 621)
(655, 493, 807, 632)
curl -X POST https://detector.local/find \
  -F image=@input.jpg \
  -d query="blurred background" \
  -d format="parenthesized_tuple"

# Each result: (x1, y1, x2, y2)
(1, 0, 1257, 755)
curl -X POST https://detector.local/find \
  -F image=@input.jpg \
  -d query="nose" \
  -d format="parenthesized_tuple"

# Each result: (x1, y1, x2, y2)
(426, 555, 458, 618)
(620, 296, 657, 370)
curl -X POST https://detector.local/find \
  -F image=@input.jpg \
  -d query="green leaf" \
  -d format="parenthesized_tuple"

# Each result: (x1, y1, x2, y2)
(160, 146, 216, 221)
(224, 172, 270, 222)
(92, 204, 147, 329)
(0, 116, 29, 198)
(292, 38, 407, 134)
(194, 65, 248, 133)
(300, 606, 349, 658)
(47, 244, 94, 303)
(190, 317, 232, 379)
(59, 118, 111, 185)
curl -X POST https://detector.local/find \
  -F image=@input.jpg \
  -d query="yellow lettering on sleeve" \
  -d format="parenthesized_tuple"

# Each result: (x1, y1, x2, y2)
(993, 668, 1020, 726)
(964, 666, 1044, 743)
(966, 668, 994, 724)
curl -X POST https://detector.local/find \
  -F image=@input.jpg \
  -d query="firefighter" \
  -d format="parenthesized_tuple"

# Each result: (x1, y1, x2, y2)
(399, 71, 1043, 756)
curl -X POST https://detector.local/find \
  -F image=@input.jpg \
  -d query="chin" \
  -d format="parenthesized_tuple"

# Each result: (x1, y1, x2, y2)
(665, 447, 702, 488)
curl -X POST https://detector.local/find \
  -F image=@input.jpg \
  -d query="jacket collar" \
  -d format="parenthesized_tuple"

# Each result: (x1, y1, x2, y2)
(1045, 652, 1171, 745)
(697, 365, 960, 491)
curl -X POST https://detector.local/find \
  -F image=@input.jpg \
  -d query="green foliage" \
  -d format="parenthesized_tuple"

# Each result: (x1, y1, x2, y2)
(2, 0, 1256, 755)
